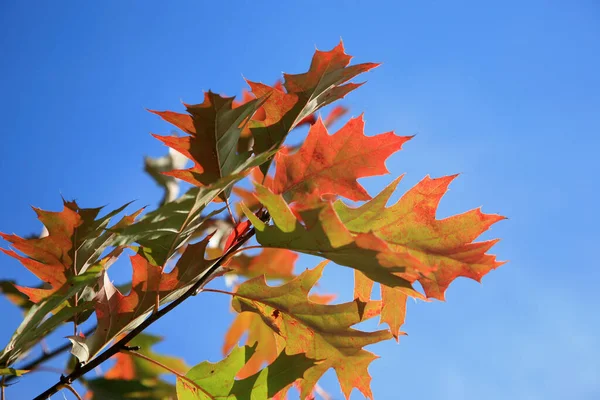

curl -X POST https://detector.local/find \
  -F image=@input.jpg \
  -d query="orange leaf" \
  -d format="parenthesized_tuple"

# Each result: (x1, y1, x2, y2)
(250, 41, 379, 169)
(0, 201, 139, 303)
(272, 116, 411, 203)
(80, 239, 214, 362)
(226, 248, 298, 280)
(150, 92, 259, 189)
(354, 271, 408, 340)
(231, 262, 391, 399)
(335, 175, 506, 300)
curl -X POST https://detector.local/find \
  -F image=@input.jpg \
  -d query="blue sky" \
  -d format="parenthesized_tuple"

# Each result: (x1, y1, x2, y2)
(1, 1, 599, 399)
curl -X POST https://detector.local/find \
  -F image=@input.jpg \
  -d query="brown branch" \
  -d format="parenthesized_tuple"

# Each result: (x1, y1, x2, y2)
(32, 211, 264, 400)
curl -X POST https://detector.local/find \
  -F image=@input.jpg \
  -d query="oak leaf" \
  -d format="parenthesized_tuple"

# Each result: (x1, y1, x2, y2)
(113, 150, 276, 266)
(177, 345, 314, 400)
(230, 262, 391, 399)
(272, 115, 411, 202)
(243, 184, 422, 293)
(354, 271, 408, 340)
(0, 201, 135, 303)
(74, 238, 216, 363)
(225, 248, 298, 281)
(334, 175, 505, 300)
(150, 92, 261, 192)
(223, 290, 334, 380)
(250, 41, 378, 172)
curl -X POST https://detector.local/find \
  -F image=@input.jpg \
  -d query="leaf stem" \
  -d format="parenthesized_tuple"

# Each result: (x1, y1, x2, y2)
(201, 288, 238, 297)
(124, 350, 210, 397)
(62, 383, 82, 400)
(32, 213, 264, 400)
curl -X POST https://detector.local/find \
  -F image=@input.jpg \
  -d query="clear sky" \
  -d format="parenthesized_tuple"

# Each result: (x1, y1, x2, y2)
(1, 1, 598, 399)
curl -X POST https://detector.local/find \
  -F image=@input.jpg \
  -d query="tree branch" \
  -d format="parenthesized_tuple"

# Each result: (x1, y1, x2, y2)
(32, 215, 263, 400)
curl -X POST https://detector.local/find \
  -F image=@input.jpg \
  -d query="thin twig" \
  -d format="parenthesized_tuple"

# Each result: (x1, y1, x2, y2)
(201, 288, 237, 297)
(62, 383, 82, 400)
(224, 198, 237, 225)
(124, 350, 210, 397)
(1, 376, 5, 400)
(32, 210, 267, 400)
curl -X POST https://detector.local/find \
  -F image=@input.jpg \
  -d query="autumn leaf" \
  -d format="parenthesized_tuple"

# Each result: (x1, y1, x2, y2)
(113, 150, 276, 266)
(83, 333, 187, 400)
(0, 264, 104, 367)
(73, 238, 216, 363)
(243, 184, 422, 293)
(0, 200, 138, 303)
(225, 248, 298, 281)
(222, 288, 333, 380)
(229, 262, 391, 399)
(0, 368, 28, 377)
(177, 345, 315, 400)
(335, 175, 505, 300)
(0, 280, 34, 312)
(250, 41, 378, 173)
(354, 271, 408, 340)
(150, 91, 262, 192)
(272, 115, 411, 203)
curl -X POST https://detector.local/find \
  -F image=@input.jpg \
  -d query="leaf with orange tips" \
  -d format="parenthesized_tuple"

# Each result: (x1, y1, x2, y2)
(354, 271, 409, 340)
(335, 175, 506, 300)
(250, 41, 378, 173)
(230, 262, 391, 399)
(0, 201, 138, 303)
(150, 91, 261, 192)
(273, 116, 411, 203)
(73, 238, 215, 363)
(226, 248, 298, 281)
(177, 344, 314, 400)
(222, 311, 285, 379)
(243, 184, 423, 293)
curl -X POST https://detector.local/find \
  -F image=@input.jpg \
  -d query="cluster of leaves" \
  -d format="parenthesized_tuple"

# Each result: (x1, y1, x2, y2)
(0, 42, 504, 399)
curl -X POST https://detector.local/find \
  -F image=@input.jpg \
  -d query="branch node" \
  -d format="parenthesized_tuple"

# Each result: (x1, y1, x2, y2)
(122, 345, 141, 352)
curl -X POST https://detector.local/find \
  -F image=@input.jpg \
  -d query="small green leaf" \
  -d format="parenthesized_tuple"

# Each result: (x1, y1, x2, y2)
(177, 345, 315, 400)
(0, 367, 28, 377)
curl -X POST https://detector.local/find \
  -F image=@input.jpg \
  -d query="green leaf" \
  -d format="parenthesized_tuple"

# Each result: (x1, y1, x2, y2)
(0, 367, 28, 377)
(243, 184, 419, 292)
(150, 92, 262, 196)
(113, 149, 277, 266)
(229, 263, 391, 399)
(0, 265, 103, 367)
(176, 345, 315, 400)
